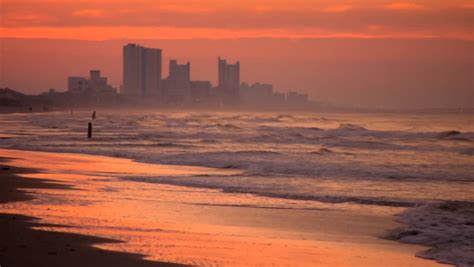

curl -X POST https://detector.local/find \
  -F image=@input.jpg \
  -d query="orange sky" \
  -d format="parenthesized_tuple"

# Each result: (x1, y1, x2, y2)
(1, 0, 473, 108)
(1, 0, 473, 40)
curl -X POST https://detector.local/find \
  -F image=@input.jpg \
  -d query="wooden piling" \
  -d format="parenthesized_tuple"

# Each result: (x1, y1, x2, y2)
(88, 122, 92, 139)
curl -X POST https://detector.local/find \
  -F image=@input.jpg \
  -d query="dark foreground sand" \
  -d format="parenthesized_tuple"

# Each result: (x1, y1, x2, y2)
(0, 160, 185, 267)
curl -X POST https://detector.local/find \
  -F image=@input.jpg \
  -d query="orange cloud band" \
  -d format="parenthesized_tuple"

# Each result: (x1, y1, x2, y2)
(1, 26, 473, 40)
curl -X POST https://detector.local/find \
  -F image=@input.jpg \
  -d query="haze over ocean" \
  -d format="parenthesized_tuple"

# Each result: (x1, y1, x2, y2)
(2, 38, 472, 109)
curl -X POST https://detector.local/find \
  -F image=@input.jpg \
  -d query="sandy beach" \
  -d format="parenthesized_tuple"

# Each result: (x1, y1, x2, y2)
(0, 155, 185, 267)
(0, 148, 446, 266)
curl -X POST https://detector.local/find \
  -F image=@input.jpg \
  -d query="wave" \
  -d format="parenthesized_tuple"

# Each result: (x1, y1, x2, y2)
(385, 201, 474, 266)
(6, 139, 473, 181)
(337, 123, 368, 131)
(155, 142, 190, 148)
(460, 148, 474, 156)
(2, 111, 473, 185)
(121, 175, 416, 207)
(437, 130, 462, 138)
(276, 114, 296, 121)
(230, 150, 282, 157)
(308, 148, 333, 154)
(215, 123, 241, 130)
(225, 189, 417, 207)
(437, 131, 473, 142)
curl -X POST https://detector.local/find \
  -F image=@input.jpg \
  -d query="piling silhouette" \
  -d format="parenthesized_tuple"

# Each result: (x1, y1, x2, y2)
(87, 122, 92, 139)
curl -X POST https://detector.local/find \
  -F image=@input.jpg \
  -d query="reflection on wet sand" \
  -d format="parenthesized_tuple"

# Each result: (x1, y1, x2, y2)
(0, 160, 184, 267)
(0, 149, 444, 266)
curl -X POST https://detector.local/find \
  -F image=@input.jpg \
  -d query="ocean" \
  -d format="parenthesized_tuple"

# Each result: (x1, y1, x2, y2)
(1, 111, 473, 207)
(1, 110, 473, 265)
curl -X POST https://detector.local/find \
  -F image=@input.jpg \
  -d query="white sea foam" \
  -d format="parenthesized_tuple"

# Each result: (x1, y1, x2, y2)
(386, 201, 474, 267)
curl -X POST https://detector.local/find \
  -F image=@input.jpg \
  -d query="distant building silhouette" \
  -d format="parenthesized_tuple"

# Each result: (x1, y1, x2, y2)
(190, 80, 212, 102)
(68, 77, 88, 92)
(162, 60, 191, 102)
(61, 43, 315, 109)
(240, 82, 273, 106)
(123, 44, 162, 98)
(217, 57, 240, 104)
(68, 70, 115, 94)
(88, 70, 108, 90)
(218, 57, 240, 89)
(286, 91, 309, 104)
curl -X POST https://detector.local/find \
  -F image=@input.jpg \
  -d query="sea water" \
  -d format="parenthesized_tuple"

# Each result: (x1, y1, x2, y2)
(1, 110, 473, 265)
(1, 111, 473, 206)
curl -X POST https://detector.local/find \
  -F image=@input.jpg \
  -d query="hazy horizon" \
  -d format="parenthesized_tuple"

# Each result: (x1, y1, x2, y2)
(1, 0, 473, 109)
(1, 37, 472, 109)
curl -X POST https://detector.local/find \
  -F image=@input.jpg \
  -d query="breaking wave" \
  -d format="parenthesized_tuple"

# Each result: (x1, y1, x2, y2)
(386, 201, 474, 266)
(122, 175, 417, 207)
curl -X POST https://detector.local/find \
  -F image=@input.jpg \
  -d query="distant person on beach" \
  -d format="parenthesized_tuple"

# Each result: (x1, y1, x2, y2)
(92, 110, 96, 120)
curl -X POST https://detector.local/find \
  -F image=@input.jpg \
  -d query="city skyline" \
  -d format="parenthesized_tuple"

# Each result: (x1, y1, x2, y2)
(64, 43, 311, 108)
(2, 38, 473, 109)
(1, 0, 473, 109)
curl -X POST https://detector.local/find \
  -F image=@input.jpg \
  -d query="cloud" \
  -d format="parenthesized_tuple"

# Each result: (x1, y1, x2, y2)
(252, 6, 275, 13)
(323, 5, 353, 13)
(4, 12, 57, 25)
(367, 25, 384, 32)
(1, 26, 472, 41)
(0, 0, 472, 40)
(462, 4, 474, 9)
(152, 4, 213, 14)
(72, 9, 106, 18)
(386, 2, 425, 10)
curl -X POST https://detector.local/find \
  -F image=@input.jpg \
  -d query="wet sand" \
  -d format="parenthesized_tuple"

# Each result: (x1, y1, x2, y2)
(0, 161, 185, 267)
(0, 149, 447, 266)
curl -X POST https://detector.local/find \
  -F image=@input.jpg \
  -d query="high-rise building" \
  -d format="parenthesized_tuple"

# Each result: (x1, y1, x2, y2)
(286, 92, 309, 105)
(67, 70, 116, 93)
(68, 77, 88, 92)
(190, 80, 212, 101)
(123, 44, 162, 97)
(218, 57, 240, 104)
(218, 57, 240, 90)
(163, 60, 191, 101)
(88, 70, 107, 89)
(123, 44, 143, 96)
(169, 60, 190, 90)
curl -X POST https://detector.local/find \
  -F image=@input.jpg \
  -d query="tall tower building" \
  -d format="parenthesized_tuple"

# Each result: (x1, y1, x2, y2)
(123, 44, 162, 97)
(169, 60, 190, 90)
(123, 44, 143, 97)
(163, 60, 191, 100)
(218, 57, 240, 90)
(218, 57, 240, 104)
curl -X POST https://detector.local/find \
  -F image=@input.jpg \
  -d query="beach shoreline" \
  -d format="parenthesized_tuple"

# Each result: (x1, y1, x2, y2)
(0, 148, 448, 266)
(0, 157, 186, 267)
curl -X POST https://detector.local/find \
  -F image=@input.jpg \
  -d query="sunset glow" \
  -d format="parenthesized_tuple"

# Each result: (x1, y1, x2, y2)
(1, 0, 473, 40)
(1, 1, 473, 108)
(1, 1, 473, 267)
